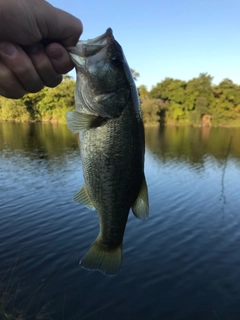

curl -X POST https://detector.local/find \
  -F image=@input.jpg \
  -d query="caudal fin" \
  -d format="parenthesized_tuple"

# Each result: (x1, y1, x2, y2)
(80, 240, 122, 276)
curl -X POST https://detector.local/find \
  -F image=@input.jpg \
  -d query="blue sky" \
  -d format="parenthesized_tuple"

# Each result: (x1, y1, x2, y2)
(49, 0, 240, 90)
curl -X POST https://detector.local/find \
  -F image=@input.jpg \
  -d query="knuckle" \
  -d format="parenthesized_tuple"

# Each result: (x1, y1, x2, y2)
(11, 91, 26, 99)
(45, 75, 62, 88)
(27, 82, 44, 93)
(54, 63, 73, 75)
(0, 67, 26, 99)
(0, 87, 25, 99)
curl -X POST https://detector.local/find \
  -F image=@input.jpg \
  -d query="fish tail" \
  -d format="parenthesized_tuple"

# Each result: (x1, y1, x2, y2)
(80, 239, 122, 276)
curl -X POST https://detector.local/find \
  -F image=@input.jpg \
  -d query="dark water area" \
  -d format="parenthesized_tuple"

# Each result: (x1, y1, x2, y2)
(0, 122, 240, 320)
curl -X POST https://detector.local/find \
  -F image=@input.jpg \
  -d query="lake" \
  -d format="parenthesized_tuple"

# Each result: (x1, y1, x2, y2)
(0, 122, 240, 320)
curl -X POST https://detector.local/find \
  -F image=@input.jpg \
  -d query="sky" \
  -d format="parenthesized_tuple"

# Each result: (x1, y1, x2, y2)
(48, 0, 240, 90)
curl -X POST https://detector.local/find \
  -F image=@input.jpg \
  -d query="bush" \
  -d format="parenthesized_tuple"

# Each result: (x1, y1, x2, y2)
(0, 98, 30, 122)
(141, 99, 165, 125)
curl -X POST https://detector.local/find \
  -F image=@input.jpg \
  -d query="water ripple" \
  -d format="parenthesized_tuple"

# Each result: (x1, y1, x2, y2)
(1, 123, 240, 319)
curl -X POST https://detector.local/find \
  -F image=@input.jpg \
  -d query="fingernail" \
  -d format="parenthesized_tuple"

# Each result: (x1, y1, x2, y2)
(0, 42, 17, 56)
(47, 48, 63, 61)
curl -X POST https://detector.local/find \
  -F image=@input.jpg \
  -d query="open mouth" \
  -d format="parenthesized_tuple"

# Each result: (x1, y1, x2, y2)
(67, 28, 114, 58)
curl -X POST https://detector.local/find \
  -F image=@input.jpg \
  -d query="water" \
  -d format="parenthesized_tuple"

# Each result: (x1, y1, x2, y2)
(0, 122, 240, 320)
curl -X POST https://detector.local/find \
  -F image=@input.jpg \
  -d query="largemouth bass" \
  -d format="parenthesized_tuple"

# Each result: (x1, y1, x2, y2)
(66, 28, 149, 276)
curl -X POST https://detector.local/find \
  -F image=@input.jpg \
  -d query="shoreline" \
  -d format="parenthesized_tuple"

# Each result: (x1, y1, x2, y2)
(1, 119, 240, 128)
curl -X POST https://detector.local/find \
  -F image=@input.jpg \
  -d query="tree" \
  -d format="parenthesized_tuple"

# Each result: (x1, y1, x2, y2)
(211, 78, 240, 124)
(149, 78, 187, 121)
(138, 85, 149, 100)
(0, 77, 76, 122)
(130, 69, 140, 81)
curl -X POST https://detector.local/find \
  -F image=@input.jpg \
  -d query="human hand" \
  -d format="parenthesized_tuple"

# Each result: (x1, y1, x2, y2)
(0, 0, 83, 98)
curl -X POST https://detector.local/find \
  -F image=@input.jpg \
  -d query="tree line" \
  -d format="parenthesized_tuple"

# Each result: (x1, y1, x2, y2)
(0, 73, 240, 126)
(0, 75, 75, 123)
(139, 73, 240, 127)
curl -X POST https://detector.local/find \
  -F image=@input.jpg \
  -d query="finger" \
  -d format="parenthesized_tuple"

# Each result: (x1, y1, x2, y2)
(26, 43, 62, 88)
(0, 61, 26, 99)
(0, 0, 83, 46)
(0, 41, 44, 93)
(36, 3, 83, 46)
(45, 43, 75, 74)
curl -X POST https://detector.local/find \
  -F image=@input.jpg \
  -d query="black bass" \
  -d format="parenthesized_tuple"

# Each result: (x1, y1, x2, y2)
(66, 28, 149, 276)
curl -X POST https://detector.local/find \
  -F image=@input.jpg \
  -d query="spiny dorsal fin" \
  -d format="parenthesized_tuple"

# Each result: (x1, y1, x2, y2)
(66, 111, 100, 133)
(132, 174, 149, 220)
(73, 185, 95, 210)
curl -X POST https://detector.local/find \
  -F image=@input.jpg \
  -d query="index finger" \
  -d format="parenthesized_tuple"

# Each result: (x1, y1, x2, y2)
(36, 4, 83, 46)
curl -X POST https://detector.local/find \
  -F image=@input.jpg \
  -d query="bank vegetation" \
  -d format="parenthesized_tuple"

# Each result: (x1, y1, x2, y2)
(0, 74, 240, 127)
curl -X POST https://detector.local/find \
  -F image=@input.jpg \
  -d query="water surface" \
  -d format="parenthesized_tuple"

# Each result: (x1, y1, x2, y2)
(0, 122, 240, 319)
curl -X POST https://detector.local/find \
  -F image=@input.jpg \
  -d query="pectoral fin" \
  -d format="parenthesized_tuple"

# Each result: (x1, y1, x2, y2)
(66, 111, 100, 133)
(132, 175, 149, 220)
(73, 185, 95, 210)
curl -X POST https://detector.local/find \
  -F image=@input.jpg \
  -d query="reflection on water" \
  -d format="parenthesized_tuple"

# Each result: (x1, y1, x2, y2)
(145, 125, 240, 165)
(0, 122, 240, 320)
(1, 122, 239, 164)
(0, 121, 78, 160)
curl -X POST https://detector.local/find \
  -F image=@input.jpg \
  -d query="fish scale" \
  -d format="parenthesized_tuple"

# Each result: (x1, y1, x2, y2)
(66, 28, 149, 275)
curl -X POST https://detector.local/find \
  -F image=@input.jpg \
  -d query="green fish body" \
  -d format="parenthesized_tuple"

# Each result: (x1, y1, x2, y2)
(67, 28, 149, 275)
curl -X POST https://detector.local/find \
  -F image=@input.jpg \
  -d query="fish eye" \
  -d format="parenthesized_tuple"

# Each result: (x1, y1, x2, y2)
(111, 53, 123, 67)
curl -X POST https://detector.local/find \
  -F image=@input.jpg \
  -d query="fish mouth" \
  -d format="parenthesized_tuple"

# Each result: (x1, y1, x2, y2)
(67, 28, 114, 59)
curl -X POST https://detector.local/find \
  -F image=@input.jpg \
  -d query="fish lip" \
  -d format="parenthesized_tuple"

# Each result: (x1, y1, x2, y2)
(85, 27, 113, 46)
(67, 28, 114, 58)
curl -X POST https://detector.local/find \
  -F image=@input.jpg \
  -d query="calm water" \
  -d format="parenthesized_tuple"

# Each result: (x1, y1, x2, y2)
(0, 122, 240, 320)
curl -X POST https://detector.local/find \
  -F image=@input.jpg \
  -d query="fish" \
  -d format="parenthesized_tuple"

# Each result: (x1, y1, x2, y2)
(66, 28, 149, 276)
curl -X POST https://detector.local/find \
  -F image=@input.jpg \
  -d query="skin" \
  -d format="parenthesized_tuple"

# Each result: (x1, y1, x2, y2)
(0, 0, 83, 98)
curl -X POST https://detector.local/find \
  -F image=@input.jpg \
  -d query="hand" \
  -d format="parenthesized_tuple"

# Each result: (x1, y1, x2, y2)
(0, 0, 83, 99)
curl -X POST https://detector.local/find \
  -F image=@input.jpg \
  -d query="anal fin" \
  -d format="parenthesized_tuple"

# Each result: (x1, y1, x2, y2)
(132, 174, 149, 220)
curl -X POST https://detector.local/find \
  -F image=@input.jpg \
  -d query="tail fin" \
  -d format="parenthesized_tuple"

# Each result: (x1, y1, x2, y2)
(80, 239, 122, 276)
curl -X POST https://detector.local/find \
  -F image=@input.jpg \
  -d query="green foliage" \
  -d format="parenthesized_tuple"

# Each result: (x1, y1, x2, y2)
(138, 85, 149, 100)
(0, 98, 30, 121)
(0, 76, 75, 123)
(147, 73, 240, 126)
(148, 78, 188, 123)
(209, 78, 240, 126)
(0, 72, 240, 127)
(149, 78, 186, 102)
(171, 104, 185, 120)
(141, 98, 166, 125)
